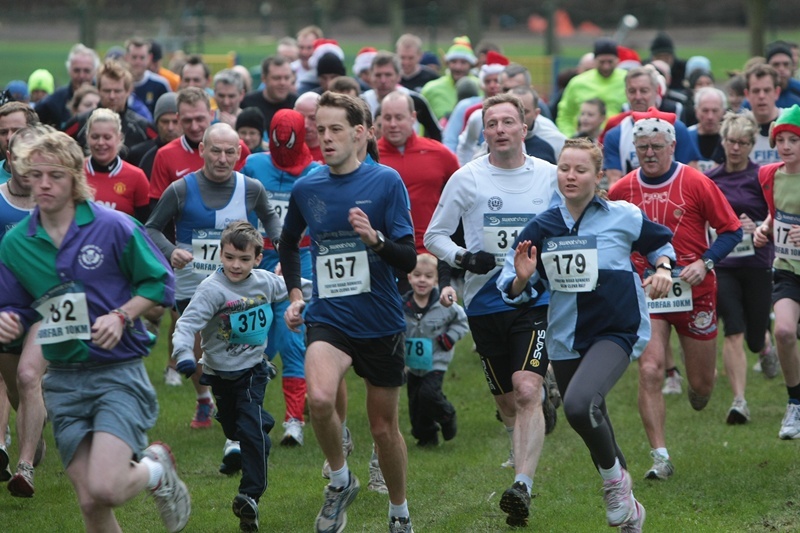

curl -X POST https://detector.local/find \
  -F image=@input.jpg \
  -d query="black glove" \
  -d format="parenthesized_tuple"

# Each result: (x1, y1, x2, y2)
(459, 251, 496, 274)
(437, 334, 455, 351)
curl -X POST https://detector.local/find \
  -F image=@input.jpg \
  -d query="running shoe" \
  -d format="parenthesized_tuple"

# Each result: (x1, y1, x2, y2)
(281, 418, 304, 447)
(726, 398, 751, 425)
(389, 516, 414, 532)
(603, 469, 635, 526)
(619, 499, 646, 533)
(499, 481, 530, 527)
(440, 412, 457, 441)
(190, 399, 215, 429)
(219, 439, 242, 475)
(778, 402, 800, 440)
(644, 450, 674, 480)
(164, 366, 183, 387)
(322, 426, 353, 479)
(315, 473, 360, 533)
(661, 369, 683, 395)
(759, 347, 780, 379)
(8, 461, 35, 498)
(232, 493, 259, 532)
(0, 443, 11, 482)
(144, 442, 191, 533)
(500, 448, 515, 469)
(367, 446, 388, 494)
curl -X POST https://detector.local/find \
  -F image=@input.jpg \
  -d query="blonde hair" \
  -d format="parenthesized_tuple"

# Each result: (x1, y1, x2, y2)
(86, 108, 122, 136)
(415, 253, 438, 270)
(16, 131, 94, 203)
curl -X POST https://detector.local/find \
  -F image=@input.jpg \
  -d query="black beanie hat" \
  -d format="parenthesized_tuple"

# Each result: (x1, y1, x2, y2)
(317, 52, 346, 77)
(236, 107, 266, 136)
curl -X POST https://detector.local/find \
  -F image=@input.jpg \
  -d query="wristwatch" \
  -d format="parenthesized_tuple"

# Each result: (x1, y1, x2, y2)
(655, 261, 672, 272)
(703, 257, 715, 271)
(371, 230, 385, 252)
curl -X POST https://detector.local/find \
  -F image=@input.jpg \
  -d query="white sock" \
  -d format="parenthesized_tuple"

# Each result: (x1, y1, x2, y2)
(389, 500, 409, 519)
(197, 391, 213, 402)
(141, 456, 163, 490)
(514, 474, 533, 494)
(599, 458, 623, 481)
(330, 462, 350, 489)
(654, 447, 669, 459)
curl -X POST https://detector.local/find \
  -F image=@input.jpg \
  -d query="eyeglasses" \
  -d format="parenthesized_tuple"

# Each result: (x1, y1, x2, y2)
(724, 138, 753, 147)
(634, 143, 667, 152)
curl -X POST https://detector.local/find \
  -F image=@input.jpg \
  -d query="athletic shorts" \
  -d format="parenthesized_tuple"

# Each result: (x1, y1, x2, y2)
(43, 358, 158, 469)
(717, 267, 772, 339)
(772, 269, 800, 305)
(651, 290, 717, 341)
(468, 306, 549, 396)
(175, 298, 191, 315)
(305, 323, 406, 388)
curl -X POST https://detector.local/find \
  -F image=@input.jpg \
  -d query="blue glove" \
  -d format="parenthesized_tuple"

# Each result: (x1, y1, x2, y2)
(176, 359, 197, 378)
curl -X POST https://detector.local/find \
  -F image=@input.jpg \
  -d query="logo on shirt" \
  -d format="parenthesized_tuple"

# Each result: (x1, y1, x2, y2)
(308, 195, 327, 223)
(176, 168, 191, 178)
(355, 200, 372, 205)
(78, 244, 104, 270)
(113, 182, 126, 195)
(487, 196, 503, 211)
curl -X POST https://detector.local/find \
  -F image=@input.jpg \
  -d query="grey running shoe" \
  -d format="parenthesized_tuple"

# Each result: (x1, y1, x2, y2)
(619, 499, 646, 533)
(232, 493, 259, 532)
(281, 418, 305, 447)
(315, 473, 360, 533)
(603, 469, 635, 526)
(322, 426, 353, 479)
(778, 402, 800, 440)
(389, 516, 414, 532)
(726, 398, 751, 425)
(760, 347, 780, 379)
(144, 442, 191, 533)
(644, 450, 674, 480)
(8, 461, 35, 498)
(0, 443, 11, 482)
(687, 387, 710, 411)
(368, 446, 388, 494)
(546, 366, 561, 409)
(499, 481, 530, 527)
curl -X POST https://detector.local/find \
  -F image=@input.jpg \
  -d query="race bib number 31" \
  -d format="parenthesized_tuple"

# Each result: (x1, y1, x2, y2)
(483, 213, 533, 266)
(192, 229, 223, 277)
(33, 281, 92, 345)
(541, 236, 599, 292)
(316, 237, 371, 298)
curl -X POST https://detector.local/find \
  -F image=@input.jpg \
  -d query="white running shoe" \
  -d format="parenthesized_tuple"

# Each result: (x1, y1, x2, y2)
(164, 367, 183, 387)
(619, 499, 646, 532)
(144, 442, 191, 533)
(726, 398, 751, 425)
(661, 370, 683, 395)
(315, 473, 360, 533)
(644, 450, 674, 480)
(219, 439, 242, 476)
(603, 469, 635, 526)
(281, 418, 305, 447)
(778, 402, 800, 440)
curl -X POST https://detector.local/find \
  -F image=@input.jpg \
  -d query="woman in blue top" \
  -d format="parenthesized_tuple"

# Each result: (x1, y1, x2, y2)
(497, 138, 675, 532)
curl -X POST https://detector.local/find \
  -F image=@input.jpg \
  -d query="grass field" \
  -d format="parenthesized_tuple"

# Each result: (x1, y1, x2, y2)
(1, 318, 799, 532)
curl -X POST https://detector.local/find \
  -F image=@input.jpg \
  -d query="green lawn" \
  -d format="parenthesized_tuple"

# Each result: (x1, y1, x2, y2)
(1, 317, 799, 531)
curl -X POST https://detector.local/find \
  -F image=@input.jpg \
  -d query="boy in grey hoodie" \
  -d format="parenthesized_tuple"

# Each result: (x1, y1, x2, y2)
(172, 220, 310, 532)
(404, 253, 469, 446)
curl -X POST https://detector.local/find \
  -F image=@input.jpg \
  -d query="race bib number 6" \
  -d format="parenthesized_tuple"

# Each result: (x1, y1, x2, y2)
(316, 237, 371, 298)
(645, 268, 693, 313)
(33, 281, 92, 344)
